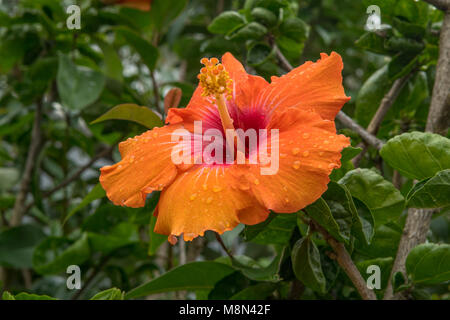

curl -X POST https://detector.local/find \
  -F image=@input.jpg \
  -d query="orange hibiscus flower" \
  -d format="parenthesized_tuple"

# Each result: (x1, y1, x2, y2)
(100, 52, 350, 244)
(101, 0, 152, 11)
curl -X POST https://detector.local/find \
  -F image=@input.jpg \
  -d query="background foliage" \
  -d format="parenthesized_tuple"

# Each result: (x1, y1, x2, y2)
(0, 0, 448, 300)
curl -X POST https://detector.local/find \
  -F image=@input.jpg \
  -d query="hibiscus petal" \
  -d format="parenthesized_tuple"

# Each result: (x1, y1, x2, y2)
(236, 108, 350, 213)
(100, 124, 184, 208)
(154, 165, 269, 243)
(258, 52, 350, 121)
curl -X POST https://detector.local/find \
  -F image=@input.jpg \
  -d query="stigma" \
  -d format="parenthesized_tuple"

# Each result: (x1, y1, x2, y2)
(197, 57, 233, 99)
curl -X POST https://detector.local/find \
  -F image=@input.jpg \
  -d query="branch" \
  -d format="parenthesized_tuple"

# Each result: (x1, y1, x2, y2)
(385, 6, 450, 300)
(425, 9, 450, 135)
(336, 111, 384, 150)
(312, 221, 377, 300)
(11, 100, 43, 227)
(23, 144, 115, 213)
(273, 45, 384, 150)
(352, 71, 415, 166)
(215, 232, 234, 259)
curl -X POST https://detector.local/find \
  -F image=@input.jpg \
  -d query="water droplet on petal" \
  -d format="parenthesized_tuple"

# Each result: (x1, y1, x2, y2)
(153, 132, 158, 138)
(302, 151, 309, 157)
(190, 193, 197, 201)
(206, 197, 213, 204)
(280, 153, 287, 158)
(292, 160, 300, 169)
(202, 184, 208, 191)
(303, 133, 310, 139)
(253, 179, 260, 185)
(292, 147, 300, 155)
(323, 140, 329, 145)
(213, 186, 222, 192)
(319, 151, 324, 156)
(285, 198, 290, 203)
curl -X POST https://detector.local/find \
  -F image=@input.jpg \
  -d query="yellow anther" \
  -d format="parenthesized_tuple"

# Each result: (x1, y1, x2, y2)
(197, 56, 233, 99)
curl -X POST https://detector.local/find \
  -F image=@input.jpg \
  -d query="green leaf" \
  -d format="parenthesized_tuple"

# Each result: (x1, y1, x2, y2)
(232, 249, 285, 282)
(148, 215, 166, 256)
(355, 32, 391, 55)
(148, 0, 187, 30)
(57, 53, 105, 111)
(0, 167, 19, 192)
(88, 222, 139, 254)
(228, 22, 268, 41)
(406, 243, 450, 285)
(230, 282, 277, 300)
(340, 146, 363, 163)
(125, 262, 235, 299)
(208, 11, 246, 35)
(355, 65, 392, 127)
(304, 197, 347, 243)
(115, 28, 159, 71)
(91, 104, 163, 129)
(242, 213, 297, 245)
(2, 291, 15, 300)
(251, 7, 277, 27)
(64, 183, 106, 225)
(0, 225, 45, 268)
(380, 132, 450, 180)
(13, 292, 58, 300)
(352, 198, 375, 245)
(339, 169, 404, 226)
(33, 233, 91, 275)
(291, 237, 326, 294)
(98, 40, 123, 81)
(407, 169, 450, 208)
(90, 288, 124, 300)
(247, 42, 273, 67)
(356, 257, 393, 290)
(355, 224, 402, 258)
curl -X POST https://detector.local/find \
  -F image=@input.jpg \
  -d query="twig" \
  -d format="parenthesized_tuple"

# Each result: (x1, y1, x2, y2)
(312, 221, 377, 300)
(23, 144, 115, 213)
(150, 70, 162, 114)
(11, 100, 43, 226)
(425, 8, 450, 135)
(336, 111, 384, 150)
(71, 255, 110, 300)
(215, 232, 234, 259)
(352, 72, 414, 166)
(274, 43, 294, 72)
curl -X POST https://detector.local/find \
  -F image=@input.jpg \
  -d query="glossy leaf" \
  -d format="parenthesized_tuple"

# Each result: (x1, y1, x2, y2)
(291, 237, 326, 294)
(125, 262, 235, 299)
(57, 53, 105, 111)
(339, 169, 404, 226)
(33, 233, 91, 275)
(91, 104, 163, 129)
(407, 169, 450, 208)
(380, 132, 450, 180)
(208, 11, 245, 35)
(406, 243, 450, 285)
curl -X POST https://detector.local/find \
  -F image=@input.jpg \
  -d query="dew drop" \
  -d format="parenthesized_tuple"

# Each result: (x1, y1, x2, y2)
(189, 193, 197, 201)
(153, 132, 158, 138)
(284, 198, 290, 203)
(323, 140, 329, 145)
(253, 179, 260, 185)
(319, 151, 324, 156)
(292, 160, 300, 170)
(213, 186, 222, 192)
(280, 153, 287, 158)
(303, 133, 310, 139)
(292, 147, 300, 155)
(302, 151, 309, 157)
(202, 184, 208, 191)
(206, 197, 213, 204)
